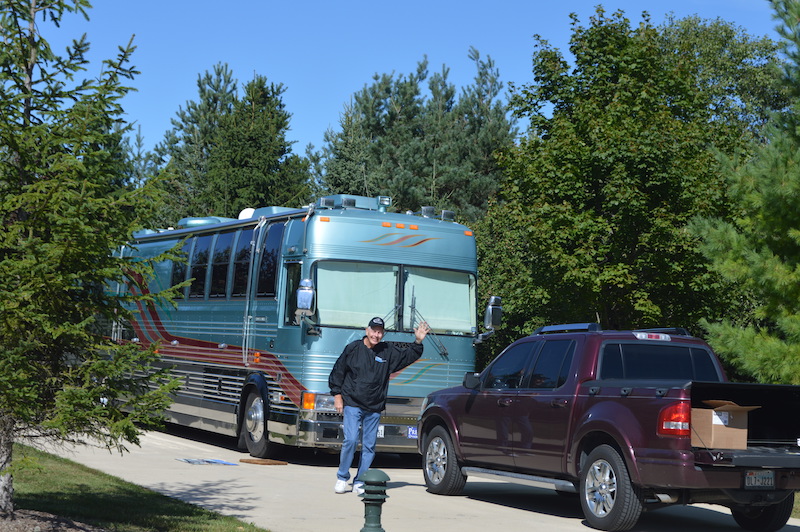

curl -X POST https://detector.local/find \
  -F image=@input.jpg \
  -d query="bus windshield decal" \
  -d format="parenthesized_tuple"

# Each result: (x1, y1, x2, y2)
(395, 362, 445, 385)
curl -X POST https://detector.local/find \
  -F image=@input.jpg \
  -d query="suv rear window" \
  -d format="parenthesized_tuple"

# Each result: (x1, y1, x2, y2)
(599, 342, 721, 381)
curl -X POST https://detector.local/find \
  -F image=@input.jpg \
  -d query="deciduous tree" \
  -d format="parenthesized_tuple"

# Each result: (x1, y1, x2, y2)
(476, 8, 786, 354)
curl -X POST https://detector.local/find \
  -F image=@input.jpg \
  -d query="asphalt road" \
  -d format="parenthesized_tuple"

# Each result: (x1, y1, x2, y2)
(45, 425, 800, 532)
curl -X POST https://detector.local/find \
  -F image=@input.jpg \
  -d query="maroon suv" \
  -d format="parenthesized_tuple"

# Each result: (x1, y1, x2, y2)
(417, 323, 800, 532)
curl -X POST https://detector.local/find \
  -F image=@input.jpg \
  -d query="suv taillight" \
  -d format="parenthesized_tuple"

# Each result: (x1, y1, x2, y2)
(658, 402, 690, 437)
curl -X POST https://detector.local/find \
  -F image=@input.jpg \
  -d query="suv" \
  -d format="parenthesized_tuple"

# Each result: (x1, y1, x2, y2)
(417, 323, 800, 532)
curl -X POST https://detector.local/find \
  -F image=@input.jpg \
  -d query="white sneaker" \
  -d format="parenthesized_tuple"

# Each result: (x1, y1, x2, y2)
(334, 479, 348, 494)
(354, 482, 365, 495)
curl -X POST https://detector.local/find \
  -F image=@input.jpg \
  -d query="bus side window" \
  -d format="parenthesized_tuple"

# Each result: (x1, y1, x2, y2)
(171, 237, 193, 299)
(189, 235, 212, 298)
(284, 262, 302, 325)
(210, 231, 235, 298)
(231, 229, 252, 298)
(256, 223, 285, 298)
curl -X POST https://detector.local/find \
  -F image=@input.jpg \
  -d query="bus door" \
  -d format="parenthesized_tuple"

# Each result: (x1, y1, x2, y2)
(242, 220, 285, 366)
(241, 219, 265, 366)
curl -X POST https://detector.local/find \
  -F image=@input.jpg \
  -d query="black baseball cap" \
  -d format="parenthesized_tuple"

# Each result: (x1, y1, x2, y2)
(368, 317, 385, 329)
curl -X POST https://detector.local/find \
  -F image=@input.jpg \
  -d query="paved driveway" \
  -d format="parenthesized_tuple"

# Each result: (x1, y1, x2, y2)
(45, 425, 800, 532)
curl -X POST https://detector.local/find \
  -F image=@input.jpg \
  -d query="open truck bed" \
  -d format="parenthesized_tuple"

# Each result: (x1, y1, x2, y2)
(690, 381, 800, 468)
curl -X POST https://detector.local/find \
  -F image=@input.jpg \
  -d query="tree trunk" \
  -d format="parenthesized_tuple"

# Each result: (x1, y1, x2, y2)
(0, 415, 14, 515)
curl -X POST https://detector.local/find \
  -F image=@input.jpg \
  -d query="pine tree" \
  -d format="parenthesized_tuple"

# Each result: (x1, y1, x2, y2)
(203, 75, 311, 217)
(691, 0, 800, 383)
(0, 1, 179, 514)
(154, 65, 311, 224)
(314, 49, 516, 220)
(315, 101, 374, 195)
(152, 63, 237, 221)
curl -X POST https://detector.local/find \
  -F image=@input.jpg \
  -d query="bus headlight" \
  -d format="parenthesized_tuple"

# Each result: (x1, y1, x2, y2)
(302, 392, 337, 412)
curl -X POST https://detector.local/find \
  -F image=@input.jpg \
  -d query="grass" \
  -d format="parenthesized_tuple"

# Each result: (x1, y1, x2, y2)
(11, 443, 269, 532)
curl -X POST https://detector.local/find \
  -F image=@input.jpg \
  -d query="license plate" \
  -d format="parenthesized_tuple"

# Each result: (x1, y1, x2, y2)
(745, 470, 774, 490)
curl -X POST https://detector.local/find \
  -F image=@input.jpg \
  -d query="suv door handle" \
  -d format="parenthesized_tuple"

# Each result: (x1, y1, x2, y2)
(551, 399, 568, 408)
(497, 398, 514, 407)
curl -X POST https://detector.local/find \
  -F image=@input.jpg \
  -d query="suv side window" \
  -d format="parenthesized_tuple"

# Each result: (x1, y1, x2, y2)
(484, 342, 536, 390)
(524, 339, 575, 389)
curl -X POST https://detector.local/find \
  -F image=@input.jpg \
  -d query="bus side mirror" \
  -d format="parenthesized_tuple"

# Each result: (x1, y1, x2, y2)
(296, 278, 314, 311)
(296, 279, 319, 335)
(475, 296, 502, 344)
(484, 295, 502, 329)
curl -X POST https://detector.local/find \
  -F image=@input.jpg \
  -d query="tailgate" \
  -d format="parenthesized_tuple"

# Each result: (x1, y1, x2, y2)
(694, 446, 800, 468)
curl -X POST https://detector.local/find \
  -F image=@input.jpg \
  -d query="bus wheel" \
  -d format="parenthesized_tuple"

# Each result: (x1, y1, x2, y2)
(243, 388, 271, 458)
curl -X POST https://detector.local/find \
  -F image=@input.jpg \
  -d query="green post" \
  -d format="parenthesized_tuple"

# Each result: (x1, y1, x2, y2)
(359, 468, 390, 532)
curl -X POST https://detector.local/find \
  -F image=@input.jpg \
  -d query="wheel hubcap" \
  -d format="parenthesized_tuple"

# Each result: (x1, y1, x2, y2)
(425, 436, 447, 484)
(584, 458, 617, 517)
(246, 396, 265, 441)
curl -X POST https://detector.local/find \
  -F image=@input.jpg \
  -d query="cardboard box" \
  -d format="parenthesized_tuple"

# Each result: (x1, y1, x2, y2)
(691, 400, 760, 449)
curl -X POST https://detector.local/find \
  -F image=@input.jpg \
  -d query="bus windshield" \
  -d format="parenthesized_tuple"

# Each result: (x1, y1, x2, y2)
(315, 261, 476, 335)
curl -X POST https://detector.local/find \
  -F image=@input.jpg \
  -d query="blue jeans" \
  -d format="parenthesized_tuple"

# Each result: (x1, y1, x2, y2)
(337, 405, 381, 483)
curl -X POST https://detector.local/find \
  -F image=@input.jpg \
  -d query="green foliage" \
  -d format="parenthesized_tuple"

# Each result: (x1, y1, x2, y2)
(476, 8, 786, 354)
(153, 64, 311, 224)
(0, 0, 179, 513)
(691, 0, 800, 382)
(314, 48, 516, 221)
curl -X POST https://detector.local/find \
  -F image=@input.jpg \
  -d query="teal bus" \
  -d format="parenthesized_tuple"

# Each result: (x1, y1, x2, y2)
(115, 194, 500, 457)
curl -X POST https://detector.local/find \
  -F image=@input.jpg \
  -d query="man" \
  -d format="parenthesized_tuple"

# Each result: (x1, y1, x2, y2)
(329, 316, 430, 494)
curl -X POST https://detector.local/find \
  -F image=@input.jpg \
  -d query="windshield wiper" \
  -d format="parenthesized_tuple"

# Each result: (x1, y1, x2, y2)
(410, 287, 448, 359)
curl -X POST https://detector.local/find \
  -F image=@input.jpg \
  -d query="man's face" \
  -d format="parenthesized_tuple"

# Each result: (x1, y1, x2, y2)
(364, 325, 385, 347)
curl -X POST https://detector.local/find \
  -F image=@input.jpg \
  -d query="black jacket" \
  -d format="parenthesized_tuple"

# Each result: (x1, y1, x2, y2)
(328, 337, 423, 412)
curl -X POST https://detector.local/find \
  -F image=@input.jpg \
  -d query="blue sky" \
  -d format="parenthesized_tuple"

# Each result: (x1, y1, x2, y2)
(49, 1, 780, 155)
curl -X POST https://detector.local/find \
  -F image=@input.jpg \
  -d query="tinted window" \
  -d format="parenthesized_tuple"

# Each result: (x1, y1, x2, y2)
(484, 342, 535, 390)
(210, 231, 235, 298)
(692, 348, 721, 381)
(189, 235, 212, 298)
(231, 230, 252, 298)
(256, 223, 284, 298)
(599, 342, 718, 381)
(171, 238, 193, 299)
(557, 341, 576, 387)
(624, 344, 693, 379)
(526, 340, 575, 389)
(600, 344, 623, 379)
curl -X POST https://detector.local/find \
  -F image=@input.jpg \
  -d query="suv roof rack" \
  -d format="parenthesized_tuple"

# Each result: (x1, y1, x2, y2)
(533, 323, 602, 335)
(634, 327, 691, 336)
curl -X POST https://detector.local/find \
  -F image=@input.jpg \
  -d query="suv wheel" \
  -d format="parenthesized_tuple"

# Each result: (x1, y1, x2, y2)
(731, 492, 794, 532)
(422, 425, 466, 495)
(579, 444, 642, 531)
